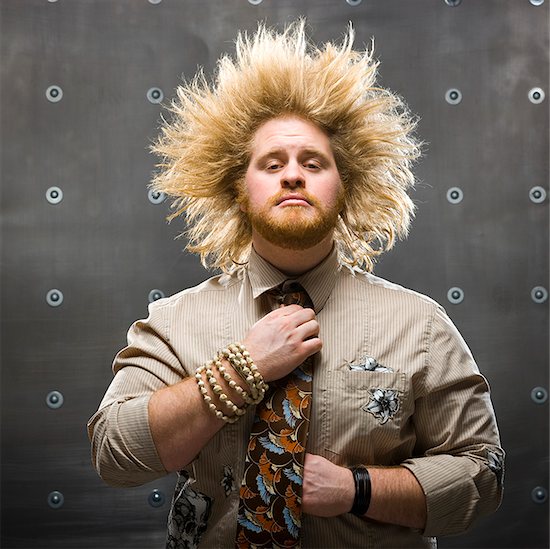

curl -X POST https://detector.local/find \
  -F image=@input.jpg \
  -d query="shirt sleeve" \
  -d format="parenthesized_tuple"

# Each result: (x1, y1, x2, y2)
(87, 300, 185, 487)
(401, 304, 505, 537)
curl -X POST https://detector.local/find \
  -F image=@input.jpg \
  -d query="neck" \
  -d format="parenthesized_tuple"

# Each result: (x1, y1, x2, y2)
(251, 232, 334, 276)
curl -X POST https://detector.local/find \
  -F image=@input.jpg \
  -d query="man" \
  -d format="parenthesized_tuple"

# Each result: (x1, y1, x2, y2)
(88, 20, 504, 548)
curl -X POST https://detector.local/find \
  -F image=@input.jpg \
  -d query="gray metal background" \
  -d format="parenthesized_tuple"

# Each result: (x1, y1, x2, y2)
(1, 1, 548, 548)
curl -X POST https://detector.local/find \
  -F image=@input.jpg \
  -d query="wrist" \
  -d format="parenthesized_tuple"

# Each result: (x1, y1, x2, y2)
(194, 342, 268, 424)
(348, 466, 372, 517)
(216, 358, 248, 407)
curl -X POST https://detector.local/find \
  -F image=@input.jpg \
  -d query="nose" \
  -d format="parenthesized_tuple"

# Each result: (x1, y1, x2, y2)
(281, 161, 304, 189)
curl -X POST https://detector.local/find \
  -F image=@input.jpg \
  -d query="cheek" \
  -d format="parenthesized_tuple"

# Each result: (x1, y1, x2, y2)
(240, 172, 272, 212)
(326, 179, 345, 209)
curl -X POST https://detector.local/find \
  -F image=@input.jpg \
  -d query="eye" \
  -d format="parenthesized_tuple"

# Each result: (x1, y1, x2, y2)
(266, 162, 282, 170)
(304, 161, 321, 170)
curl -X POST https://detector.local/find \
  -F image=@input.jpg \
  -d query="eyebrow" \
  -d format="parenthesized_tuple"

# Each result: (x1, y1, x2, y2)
(254, 147, 333, 166)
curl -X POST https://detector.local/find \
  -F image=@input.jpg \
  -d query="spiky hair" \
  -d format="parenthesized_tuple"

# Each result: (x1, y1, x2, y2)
(151, 19, 420, 272)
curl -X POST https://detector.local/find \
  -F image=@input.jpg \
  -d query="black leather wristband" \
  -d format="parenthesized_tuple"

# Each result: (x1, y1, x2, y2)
(349, 466, 371, 516)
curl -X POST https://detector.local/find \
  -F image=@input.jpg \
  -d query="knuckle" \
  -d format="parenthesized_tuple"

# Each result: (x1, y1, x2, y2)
(288, 338, 301, 354)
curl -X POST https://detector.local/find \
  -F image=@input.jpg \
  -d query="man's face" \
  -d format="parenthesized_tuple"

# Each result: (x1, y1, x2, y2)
(240, 115, 344, 250)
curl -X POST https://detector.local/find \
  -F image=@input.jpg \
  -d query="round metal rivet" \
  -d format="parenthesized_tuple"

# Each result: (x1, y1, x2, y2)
(529, 186, 547, 203)
(531, 486, 548, 503)
(444, 0, 462, 6)
(47, 491, 64, 509)
(46, 85, 63, 103)
(248, 0, 263, 4)
(346, 0, 362, 5)
(530, 0, 544, 6)
(528, 87, 545, 104)
(148, 189, 165, 204)
(148, 0, 162, 3)
(445, 88, 462, 105)
(46, 186, 63, 204)
(531, 286, 548, 304)
(148, 489, 165, 507)
(148, 289, 165, 303)
(447, 187, 463, 204)
(531, 387, 548, 404)
(147, 87, 164, 104)
(46, 390, 64, 409)
(46, 289, 64, 307)
(447, 287, 464, 305)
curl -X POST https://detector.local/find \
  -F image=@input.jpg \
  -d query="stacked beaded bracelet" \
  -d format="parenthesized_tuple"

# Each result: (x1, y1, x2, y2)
(195, 364, 239, 423)
(214, 355, 254, 405)
(220, 343, 268, 402)
(195, 342, 267, 423)
(203, 361, 247, 423)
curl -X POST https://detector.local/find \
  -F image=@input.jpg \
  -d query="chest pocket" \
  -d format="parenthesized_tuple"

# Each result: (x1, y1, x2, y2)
(319, 369, 415, 466)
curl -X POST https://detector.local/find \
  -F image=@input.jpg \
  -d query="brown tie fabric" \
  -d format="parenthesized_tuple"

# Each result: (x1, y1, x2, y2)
(236, 281, 314, 548)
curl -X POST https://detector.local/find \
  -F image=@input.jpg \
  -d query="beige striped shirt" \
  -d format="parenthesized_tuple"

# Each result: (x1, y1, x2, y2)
(88, 246, 504, 548)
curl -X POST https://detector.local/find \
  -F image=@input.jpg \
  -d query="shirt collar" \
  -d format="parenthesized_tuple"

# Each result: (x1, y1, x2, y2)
(247, 245, 340, 313)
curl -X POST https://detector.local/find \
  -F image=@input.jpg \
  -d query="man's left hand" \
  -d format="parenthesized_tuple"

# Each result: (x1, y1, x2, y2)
(302, 453, 355, 517)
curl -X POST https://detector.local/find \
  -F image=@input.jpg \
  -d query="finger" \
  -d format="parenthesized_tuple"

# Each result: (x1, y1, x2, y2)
(289, 307, 316, 326)
(295, 318, 320, 340)
(269, 303, 304, 317)
(303, 453, 322, 478)
(304, 452, 327, 468)
(268, 307, 316, 329)
(301, 336, 323, 356)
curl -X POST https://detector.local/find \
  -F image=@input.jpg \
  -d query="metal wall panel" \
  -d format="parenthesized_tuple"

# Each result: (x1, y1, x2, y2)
(1, 1, 548, 547)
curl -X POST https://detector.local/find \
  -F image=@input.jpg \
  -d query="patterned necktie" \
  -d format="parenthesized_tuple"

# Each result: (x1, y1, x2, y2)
(236, 281, 314, 548)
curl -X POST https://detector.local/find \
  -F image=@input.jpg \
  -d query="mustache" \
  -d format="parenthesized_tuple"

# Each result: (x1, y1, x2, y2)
(268, 190, 321, 207)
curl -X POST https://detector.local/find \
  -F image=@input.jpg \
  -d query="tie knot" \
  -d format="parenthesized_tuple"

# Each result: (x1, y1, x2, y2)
(271, 281, 313, 309)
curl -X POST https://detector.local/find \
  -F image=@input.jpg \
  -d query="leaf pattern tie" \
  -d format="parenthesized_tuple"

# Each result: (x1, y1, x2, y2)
(236, 281, 314, 548)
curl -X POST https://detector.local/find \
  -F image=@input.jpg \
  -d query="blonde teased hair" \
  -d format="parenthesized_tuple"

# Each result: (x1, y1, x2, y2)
(151, 19, 420, 273)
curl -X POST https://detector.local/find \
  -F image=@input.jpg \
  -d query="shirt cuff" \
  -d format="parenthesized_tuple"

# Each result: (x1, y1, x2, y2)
(115, 394, 167, 476)
(401, 455, 481, 537)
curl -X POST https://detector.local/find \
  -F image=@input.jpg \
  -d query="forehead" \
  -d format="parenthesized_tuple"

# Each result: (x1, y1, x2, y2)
(250, 116, 333, 155)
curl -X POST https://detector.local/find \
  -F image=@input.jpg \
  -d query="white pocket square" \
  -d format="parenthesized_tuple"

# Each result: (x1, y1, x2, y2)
(347, 355, 393, 373)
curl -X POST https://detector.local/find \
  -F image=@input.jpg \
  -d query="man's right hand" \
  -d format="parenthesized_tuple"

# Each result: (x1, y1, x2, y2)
(241, 304, 322, 382)
(149, 304, 321, 472)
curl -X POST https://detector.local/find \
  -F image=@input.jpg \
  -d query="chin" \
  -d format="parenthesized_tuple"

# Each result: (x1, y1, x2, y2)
(250, 206, 338, 251)
(261, 229, 333, 251)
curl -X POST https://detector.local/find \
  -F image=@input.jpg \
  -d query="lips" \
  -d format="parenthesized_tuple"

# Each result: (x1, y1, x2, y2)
(276, 194, 311, 206)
